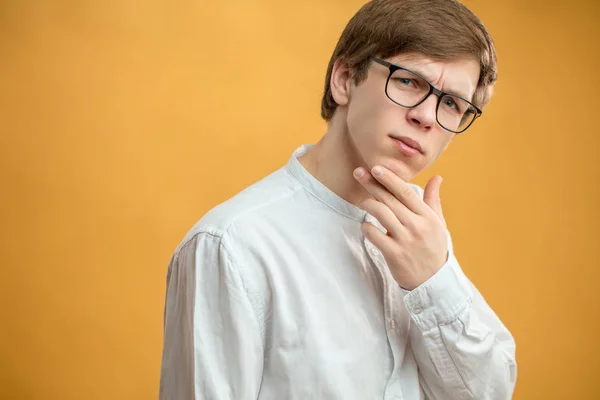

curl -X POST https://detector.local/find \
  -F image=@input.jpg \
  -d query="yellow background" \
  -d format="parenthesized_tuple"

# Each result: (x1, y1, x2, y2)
(1, 0, 598, 398)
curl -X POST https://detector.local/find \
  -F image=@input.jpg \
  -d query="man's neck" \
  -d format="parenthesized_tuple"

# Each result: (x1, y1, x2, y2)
(297, 111, 371, 207)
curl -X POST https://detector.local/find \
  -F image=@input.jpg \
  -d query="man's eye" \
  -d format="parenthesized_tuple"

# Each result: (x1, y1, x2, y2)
(443, 97, 458, 109)
(397, 78, 414, 86)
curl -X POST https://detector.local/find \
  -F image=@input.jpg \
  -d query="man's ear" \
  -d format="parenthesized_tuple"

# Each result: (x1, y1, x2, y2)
(330, 58, 353, 107)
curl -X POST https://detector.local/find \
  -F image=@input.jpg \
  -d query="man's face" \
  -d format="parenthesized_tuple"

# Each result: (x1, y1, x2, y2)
(343, 53, 481, 181)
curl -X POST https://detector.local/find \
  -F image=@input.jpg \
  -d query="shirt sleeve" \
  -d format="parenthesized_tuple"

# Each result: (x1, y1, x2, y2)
(159, 230, 264, 400)
(403, 231, 517, 400)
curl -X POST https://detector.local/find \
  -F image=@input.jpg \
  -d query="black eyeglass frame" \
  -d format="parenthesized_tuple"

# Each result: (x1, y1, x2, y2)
(370, 57, 483, 134)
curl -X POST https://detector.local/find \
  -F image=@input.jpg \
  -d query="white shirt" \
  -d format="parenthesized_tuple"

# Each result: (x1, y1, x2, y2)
(160, 144, 517, 400)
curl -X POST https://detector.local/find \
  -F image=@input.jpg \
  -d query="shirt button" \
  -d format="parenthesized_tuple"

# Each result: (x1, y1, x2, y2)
(413, 306, 423, 315)
(369, 246, 380, 257)
(390, 319, 396, 330)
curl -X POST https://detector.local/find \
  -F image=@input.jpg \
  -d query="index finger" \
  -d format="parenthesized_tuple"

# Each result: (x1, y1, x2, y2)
(370, 165, 427, 215)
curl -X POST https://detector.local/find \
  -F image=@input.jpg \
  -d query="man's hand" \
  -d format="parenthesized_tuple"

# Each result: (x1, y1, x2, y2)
(354, 165, 449, 291)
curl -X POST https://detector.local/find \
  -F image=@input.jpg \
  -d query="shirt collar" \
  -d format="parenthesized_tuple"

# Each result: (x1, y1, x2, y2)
(285, 144, 368, 222)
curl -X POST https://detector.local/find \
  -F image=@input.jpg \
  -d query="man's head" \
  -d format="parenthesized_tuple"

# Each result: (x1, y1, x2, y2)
(321, 0, 497, 181)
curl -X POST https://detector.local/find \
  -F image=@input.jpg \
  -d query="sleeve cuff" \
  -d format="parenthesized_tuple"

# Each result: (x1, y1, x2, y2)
(402, 252, 473, 332)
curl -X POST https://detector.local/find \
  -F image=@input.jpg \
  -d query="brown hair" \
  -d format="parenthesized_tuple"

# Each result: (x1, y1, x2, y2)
(321, 0, 497, 120)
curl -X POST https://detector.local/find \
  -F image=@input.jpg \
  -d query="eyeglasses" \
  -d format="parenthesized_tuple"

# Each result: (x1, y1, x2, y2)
(370, 57, 482, 134)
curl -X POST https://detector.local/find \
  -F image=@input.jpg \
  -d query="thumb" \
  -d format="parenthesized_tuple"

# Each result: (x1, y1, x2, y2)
(423, 176, 445, 224)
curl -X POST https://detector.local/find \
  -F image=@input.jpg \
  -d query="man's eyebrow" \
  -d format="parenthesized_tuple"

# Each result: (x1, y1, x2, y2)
(443, 86, 473, 102)
(409, 66, 474, 101)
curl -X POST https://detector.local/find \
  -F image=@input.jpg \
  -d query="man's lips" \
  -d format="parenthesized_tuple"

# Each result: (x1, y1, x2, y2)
(389, 135, 424, 154)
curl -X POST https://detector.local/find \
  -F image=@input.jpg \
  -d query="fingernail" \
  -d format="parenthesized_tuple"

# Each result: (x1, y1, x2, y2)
(354, 168, 365, 178)
(372, 166, 383, 176)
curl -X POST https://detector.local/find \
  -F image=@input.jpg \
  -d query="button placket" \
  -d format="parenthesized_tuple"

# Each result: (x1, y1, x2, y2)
(364, 236, 406, 400)
(369, 246, 381, 258)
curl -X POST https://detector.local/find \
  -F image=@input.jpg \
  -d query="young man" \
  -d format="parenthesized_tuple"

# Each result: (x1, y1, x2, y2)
(160, 0, 517, 399)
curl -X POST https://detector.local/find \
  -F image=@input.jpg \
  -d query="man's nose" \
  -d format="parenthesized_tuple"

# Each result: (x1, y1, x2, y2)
(405, 93, 438, 131)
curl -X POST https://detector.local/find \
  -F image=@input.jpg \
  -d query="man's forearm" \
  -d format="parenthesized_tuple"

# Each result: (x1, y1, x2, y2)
(403, 255, 517, 400)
